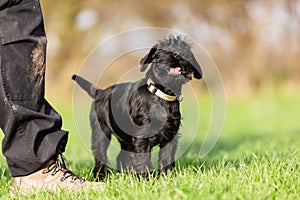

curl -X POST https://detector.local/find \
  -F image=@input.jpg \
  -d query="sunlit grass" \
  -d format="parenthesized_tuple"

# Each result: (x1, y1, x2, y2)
(0, 91, 299, 199)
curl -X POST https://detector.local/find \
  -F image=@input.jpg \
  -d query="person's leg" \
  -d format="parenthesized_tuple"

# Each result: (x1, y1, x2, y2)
(0, 1, 105, 193)
(0, 0, 68, 177)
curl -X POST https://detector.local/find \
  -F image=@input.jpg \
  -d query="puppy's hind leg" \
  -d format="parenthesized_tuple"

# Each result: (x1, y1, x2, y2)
(90, 103, 111, 180)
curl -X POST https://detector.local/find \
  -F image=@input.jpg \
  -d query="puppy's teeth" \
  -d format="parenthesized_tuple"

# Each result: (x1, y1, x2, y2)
(170, 67, 181, 74)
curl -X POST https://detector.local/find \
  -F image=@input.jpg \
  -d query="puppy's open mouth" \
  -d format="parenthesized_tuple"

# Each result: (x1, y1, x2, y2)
(169, 66, 181, 75)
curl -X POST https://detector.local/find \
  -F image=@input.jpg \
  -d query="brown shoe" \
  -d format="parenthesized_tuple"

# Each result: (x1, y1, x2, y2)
(10, 154, 105, 194)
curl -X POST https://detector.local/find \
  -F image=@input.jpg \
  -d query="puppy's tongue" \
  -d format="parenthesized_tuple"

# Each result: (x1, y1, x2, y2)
(170, 67, 181, 74)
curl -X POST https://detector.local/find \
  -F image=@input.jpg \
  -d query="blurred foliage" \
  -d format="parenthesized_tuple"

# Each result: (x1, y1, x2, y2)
(40, 0, 300, 100)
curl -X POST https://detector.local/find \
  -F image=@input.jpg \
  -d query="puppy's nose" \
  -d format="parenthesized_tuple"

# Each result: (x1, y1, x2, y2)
(173, 52, 181, 59)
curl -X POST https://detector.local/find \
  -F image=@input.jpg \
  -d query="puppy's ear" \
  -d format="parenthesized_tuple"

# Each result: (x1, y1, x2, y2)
(140, 45, 157, 72)
(188, 54, 203, 79)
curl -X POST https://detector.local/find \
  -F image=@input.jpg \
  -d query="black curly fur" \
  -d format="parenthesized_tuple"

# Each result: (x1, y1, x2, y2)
(72, 35, 202, 179)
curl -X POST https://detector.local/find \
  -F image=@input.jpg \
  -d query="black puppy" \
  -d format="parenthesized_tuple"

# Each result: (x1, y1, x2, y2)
(72, 35, 202, 179)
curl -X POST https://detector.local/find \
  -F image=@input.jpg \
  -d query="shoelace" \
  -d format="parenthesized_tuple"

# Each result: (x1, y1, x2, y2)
(42, 153, 86, 184)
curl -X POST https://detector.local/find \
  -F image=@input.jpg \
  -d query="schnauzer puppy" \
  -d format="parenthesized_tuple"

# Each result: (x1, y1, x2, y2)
(72, 35, 202, 179)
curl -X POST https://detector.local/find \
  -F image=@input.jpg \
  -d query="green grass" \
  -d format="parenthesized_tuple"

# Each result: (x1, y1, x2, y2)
(0, 91, 299, 199)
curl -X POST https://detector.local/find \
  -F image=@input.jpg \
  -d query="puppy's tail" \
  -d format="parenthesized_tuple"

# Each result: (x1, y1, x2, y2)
(72, 75, 97, 98)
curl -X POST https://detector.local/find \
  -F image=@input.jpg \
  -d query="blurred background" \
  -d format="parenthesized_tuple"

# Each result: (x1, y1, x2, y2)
(40, 0, 300, 103)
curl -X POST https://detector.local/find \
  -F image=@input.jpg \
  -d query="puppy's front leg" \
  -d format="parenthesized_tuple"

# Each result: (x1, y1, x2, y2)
(158, 135, 179, 174)
(132, 137, 153, 178)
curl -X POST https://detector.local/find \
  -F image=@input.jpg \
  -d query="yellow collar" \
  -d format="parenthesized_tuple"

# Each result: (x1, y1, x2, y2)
(147, 78, 178, 102)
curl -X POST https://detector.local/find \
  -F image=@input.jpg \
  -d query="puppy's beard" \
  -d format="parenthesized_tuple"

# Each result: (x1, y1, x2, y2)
(167, 84, 182, 97)
(147, 65, 189, 97)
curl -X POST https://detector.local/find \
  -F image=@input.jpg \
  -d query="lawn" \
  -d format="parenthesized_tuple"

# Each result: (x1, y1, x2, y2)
(0, 91, 299, 199)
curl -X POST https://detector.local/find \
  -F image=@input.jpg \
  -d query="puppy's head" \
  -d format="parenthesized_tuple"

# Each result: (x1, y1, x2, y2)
(140, 35, 202, 92)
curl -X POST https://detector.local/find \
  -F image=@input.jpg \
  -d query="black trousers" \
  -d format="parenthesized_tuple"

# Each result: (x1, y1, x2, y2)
(0, 0, 68, 177)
